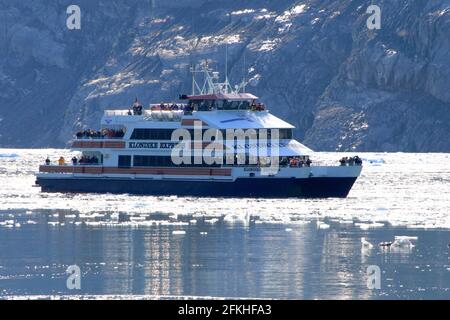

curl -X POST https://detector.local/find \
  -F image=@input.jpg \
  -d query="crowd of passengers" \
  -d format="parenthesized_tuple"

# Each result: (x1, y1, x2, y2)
(75, 155, 100, 165)
(279, 157, 312, 167)
(339, 156, 363, 166)
(126, 99, 266, 115)
(75, 128, 125, 139)
(44, 156, 100, 166)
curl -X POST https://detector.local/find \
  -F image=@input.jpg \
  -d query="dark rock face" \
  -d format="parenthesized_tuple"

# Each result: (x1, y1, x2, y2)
(0, 0, 449, 151)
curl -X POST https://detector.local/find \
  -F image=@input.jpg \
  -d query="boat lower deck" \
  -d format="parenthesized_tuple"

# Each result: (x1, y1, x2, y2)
(35, 175, 358, 198)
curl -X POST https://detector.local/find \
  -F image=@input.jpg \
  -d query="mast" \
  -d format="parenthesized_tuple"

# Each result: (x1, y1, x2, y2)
(225, 44, 229, 94)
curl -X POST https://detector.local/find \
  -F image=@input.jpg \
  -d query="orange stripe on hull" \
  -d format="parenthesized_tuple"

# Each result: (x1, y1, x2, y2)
(71, 140, 125, 148)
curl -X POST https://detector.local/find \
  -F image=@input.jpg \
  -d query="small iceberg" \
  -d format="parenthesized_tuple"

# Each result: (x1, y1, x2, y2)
(223, 212, 250, 225)
(392, 238, 415, 248)
(361, 237, 374, 249)
(362, 157, 386, 165)
(172, 230, 186, 235)
(355, 222, 384, 230)
(394, 236, 418, 241)
(317, 221, 330, 229)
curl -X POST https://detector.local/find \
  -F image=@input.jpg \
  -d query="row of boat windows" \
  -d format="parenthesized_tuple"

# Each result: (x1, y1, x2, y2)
(130, 128, 293, 140)
(190, 100, 252, 111)
(118, 155, 262, 167)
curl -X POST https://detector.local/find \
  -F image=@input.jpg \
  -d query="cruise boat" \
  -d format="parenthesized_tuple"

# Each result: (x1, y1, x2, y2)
(35, 62, 362, 198)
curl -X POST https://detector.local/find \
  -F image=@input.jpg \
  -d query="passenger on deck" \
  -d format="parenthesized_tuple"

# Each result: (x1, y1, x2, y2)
(339, 157, 347, 166)
(306, 158, 312, 167)
(127, 109, 132, 116)
(72, 157, 78, 165)
(58, 157, 65, 166)
(348, 157, 355, 166)
(289, 158, 297, 167)
(132, 98, 143, 115)
(353, 156, 362, 166)
(45, 157, 51, 165)
(280, 157, 288, 167)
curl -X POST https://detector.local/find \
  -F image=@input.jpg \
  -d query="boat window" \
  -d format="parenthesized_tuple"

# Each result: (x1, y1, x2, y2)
(130, 129, 175, 140)
(279, 129, 293, 139)
(118, 155, 131, 168)
(133, 155, 221, 167)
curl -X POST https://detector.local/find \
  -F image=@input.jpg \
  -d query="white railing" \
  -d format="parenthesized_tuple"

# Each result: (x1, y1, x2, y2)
(103, 109, 184, 121)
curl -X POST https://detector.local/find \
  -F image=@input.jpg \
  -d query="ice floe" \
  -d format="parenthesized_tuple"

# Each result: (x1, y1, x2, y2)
(361, 237, 374, 249)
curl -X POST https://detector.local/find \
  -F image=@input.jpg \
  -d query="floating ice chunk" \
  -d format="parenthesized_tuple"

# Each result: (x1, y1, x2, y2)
(130, 216, 146, 222)
(223, 212, 250, 225)
(25, 220, 37, 225)
(14, 223, 21, 228)
(48, 222, 59, 226)
(285, 228, 293, 232)
(316, 221, 330, 229)
(392, 238, 415, 248)
(5, 220, 14, 225)
(205, 218, 219, 224)
(85, 221, 105, 227)
(362, 158, 386, 165)
(172, 230, 186, 235)
(361, 237, 373, 249)
(189, 220, 197, 224)
(200, 232, 208, 236)
(394, 236, 418, 241)
(355, 222, 384, 230)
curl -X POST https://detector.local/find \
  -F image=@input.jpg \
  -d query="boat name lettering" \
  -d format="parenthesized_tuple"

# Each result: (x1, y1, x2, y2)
(160, 142, 177, 149)
(129, 142, 158, 149)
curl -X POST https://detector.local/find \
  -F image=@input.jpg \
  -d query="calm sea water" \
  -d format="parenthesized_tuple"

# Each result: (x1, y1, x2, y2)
(0, 149, 449, 299)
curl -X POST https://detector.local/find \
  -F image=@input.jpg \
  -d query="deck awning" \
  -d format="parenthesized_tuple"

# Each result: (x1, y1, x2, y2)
(186, 93, 258, 101)
(198, 110, 295, 129)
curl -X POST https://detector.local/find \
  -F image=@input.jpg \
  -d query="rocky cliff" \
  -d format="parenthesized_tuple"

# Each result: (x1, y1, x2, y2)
(0, 0, 449, 151)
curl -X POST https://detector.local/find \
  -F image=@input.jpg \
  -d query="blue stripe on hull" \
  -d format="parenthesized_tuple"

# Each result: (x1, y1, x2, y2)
(36, 176, 358, 198)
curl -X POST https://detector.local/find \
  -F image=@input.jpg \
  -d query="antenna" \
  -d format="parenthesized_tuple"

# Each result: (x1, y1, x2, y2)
(190, 65, 195, 95)
(243, 50, 246, 93)
(225, 43, 229, 93)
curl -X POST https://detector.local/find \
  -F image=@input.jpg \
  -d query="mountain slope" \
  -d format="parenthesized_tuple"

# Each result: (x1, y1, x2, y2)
(0, 0, 449, 151)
